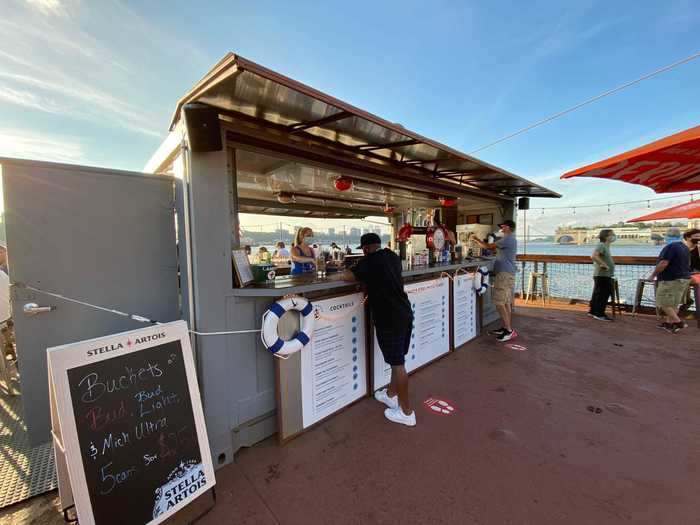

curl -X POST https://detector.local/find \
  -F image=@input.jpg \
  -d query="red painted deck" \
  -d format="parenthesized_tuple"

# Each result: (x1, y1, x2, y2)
(3, 306, 699, 524)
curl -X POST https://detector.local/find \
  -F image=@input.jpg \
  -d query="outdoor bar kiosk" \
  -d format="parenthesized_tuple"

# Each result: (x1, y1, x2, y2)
(1, 53, 559, 469)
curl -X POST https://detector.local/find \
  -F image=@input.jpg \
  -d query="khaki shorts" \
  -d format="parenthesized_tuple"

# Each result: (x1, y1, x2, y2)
(492, 272, 516, 306)
(656, 279, 690, 309)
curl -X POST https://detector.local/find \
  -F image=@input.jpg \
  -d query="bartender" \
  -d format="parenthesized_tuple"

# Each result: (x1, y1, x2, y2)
(334, 233, 416, 427)
(290, 227, 317, 276)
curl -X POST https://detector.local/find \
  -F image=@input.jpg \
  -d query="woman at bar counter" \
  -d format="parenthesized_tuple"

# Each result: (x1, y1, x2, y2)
(290, 227, 317, 276)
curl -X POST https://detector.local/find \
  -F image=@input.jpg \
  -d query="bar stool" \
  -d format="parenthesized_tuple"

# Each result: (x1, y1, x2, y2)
(525, 271, 550, 305)
(609, 278, 623, 317)
(632, 278, 658, 318)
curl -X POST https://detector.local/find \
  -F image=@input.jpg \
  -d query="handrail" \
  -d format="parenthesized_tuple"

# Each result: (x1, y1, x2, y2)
(517, 254, 657, 265)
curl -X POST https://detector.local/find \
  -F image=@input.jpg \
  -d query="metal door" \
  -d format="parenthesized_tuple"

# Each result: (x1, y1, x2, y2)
(1, 159, 179, 445)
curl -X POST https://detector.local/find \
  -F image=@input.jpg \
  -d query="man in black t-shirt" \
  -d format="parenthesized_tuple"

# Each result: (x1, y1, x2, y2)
(338, 233, 416, 427)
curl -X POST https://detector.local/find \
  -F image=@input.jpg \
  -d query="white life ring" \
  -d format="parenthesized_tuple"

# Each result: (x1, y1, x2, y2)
(474, 266, 490, 296)
(261, 296, 315, 356)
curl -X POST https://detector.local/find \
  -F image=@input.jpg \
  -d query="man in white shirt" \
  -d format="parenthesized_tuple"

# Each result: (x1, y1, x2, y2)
(274, 241, 291, 258)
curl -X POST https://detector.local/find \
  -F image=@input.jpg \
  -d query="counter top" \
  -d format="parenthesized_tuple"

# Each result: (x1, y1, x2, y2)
(232, 258, 494, 297)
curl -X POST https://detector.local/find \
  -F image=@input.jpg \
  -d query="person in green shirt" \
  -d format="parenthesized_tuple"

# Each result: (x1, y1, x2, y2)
(588, 229, 616, 321)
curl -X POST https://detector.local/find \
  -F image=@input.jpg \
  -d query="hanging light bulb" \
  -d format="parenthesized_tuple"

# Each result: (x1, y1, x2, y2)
(647, 200, 651, 208)
(573, 207, 576, 215)
(607, 204, 610, 212)
(334, 176, 353, 191)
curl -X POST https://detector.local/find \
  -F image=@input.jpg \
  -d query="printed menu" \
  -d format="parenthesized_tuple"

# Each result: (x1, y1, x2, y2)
(453, 273, 477, 348)
(372, 277, 450, 390)
(301, 293, 367, 428)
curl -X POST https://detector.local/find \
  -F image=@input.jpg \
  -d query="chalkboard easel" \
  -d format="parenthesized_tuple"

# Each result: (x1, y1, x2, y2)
(48, 321, 216, 525)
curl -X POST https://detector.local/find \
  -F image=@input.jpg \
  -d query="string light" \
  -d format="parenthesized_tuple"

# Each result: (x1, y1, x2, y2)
(468, 51, 700, 155)
(529, 192, 697, 213)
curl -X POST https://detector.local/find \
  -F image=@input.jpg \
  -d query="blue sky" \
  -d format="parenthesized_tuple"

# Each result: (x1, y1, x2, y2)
(1, 0, 699, 233)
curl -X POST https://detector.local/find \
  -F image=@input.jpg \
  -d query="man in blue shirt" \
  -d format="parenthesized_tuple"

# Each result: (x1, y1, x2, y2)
(471, 220, 518, 342)
(649, 228, 700, 333)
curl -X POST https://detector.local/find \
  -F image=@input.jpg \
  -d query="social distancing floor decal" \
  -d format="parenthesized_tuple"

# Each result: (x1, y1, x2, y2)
(423, 397, 456, 415)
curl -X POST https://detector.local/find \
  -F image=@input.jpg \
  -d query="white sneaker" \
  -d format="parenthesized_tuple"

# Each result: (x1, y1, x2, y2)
(384, 407, 416, 427)
(374, 388, 398, 409)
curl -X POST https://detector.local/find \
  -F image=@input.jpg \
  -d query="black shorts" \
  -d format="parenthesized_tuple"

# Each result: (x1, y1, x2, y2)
(375, 326, 412, 366)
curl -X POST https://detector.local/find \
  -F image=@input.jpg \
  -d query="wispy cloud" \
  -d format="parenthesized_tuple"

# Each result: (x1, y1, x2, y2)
(0, 85, 63, 113)
(0, 71, 162, 137)
(0, 0, 208, 144)
(0, 128, 84, 163)
(25, 0, 68, 17)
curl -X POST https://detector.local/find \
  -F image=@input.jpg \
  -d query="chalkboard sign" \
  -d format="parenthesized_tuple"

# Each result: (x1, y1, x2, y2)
(48, 321, 215, 525)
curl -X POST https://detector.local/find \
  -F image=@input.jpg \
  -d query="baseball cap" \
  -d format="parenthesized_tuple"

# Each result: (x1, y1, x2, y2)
(498, 220, 516, 230)
(356, 233, 382, 249)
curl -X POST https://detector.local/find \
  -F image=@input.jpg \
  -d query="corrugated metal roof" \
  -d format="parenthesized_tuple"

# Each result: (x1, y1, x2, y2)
(170, 53, 560, 199)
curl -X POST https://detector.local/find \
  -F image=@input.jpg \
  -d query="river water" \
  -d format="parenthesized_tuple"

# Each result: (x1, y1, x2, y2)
(519, 242, 662, 257)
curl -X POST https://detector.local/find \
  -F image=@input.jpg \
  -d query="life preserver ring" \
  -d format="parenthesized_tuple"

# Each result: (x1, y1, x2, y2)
(474, 266, 490, 296)
(261, 296, 315, 356)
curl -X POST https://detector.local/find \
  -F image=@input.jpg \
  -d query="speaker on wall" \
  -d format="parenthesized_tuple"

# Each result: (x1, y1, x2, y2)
(183, 103, 222, 152)
(518, 197, 530, 210)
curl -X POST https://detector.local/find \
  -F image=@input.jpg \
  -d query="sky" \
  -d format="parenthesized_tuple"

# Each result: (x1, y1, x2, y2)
(1, 0, 699, 234)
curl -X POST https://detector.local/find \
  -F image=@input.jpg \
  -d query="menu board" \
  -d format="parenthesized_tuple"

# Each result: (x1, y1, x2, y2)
(232, 249, 254, 286)
(47, 321, 215, 525)
(372, 277, 450, 390)
(453, 273, 477, 348)
(301, 293, 367, 428)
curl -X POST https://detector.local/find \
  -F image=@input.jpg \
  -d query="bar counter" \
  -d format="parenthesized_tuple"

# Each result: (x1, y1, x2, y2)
(232, 257, 495, 297)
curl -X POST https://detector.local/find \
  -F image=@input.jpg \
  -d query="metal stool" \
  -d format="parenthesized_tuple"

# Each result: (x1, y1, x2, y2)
(632, 278, 658, 318)
(525, 271, 550, 305)
(609, 278, 623, 317)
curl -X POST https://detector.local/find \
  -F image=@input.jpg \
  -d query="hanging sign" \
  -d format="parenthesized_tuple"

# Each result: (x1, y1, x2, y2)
(373, 277, 450, 390)
(47, 321, 215, 525)
(453, 273, 477, 348)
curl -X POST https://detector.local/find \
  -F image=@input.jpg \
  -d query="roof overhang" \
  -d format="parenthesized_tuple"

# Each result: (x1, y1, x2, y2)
(170, 53, 560, 200)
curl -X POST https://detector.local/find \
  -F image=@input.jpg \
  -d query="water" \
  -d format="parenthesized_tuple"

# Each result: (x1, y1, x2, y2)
(515, 243, 667, 308)
(519, 242, 662, 257)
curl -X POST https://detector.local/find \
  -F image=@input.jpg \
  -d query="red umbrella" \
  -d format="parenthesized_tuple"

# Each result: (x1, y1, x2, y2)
(561, 125, 700, 193)
(627, 200, 700, 222)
